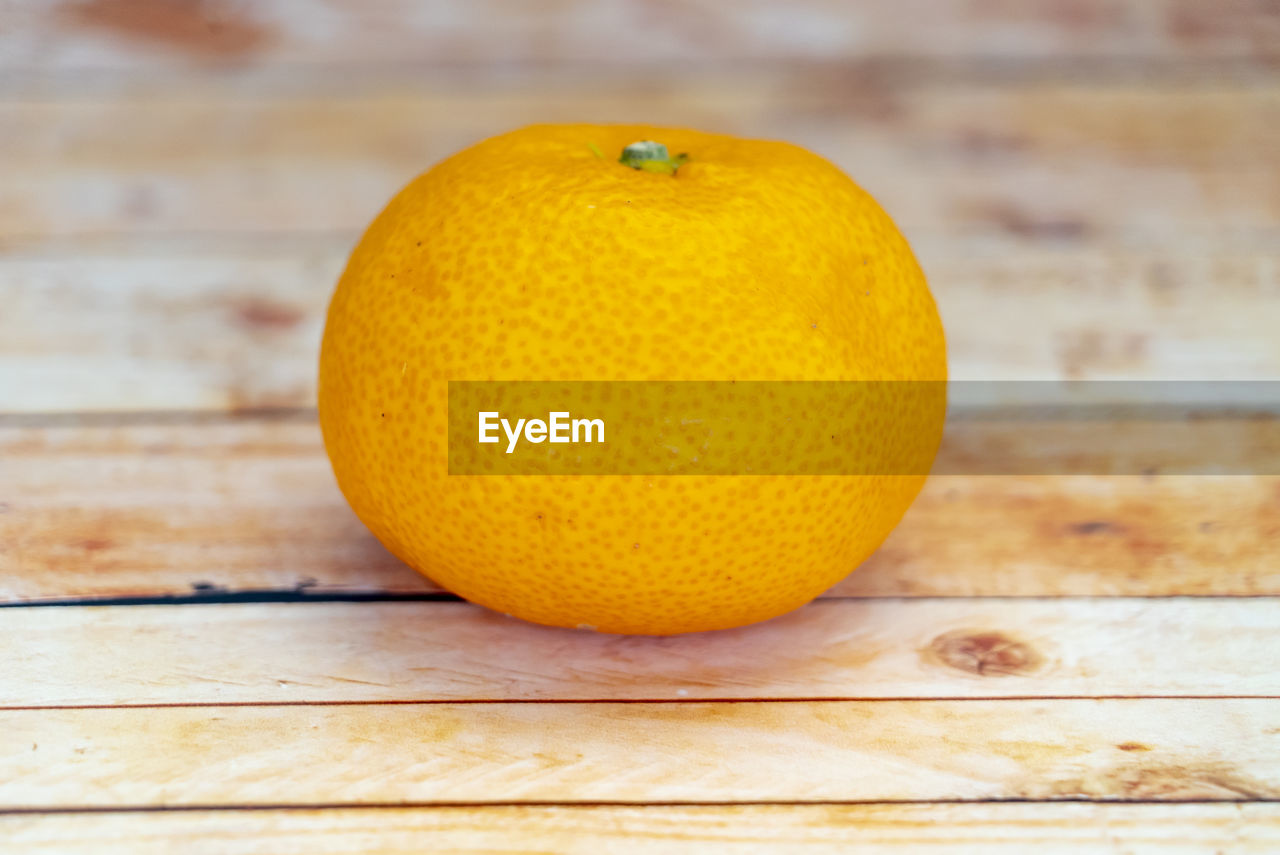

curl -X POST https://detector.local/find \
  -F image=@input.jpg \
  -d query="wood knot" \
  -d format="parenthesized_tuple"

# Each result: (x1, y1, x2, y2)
(1069, 520, 1120, 535)
(62, 0, 272, 59)
(1116, 742, 1152, 752)
(924, 630, 1044, 677)
(232, 297, 304, 331)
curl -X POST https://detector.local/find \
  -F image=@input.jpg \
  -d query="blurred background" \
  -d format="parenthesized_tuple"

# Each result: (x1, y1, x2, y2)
(2, 0, 1277, 417)
(1, 2, 1278, 600)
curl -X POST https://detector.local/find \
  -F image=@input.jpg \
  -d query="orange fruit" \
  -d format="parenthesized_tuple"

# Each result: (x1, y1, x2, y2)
(318, 124, 946, 635)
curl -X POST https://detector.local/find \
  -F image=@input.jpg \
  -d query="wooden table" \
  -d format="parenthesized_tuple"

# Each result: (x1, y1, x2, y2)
(3, 2, 1279, 851)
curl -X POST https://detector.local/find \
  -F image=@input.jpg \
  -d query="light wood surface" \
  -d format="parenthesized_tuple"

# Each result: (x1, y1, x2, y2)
(4, 80, 1277, 242)
(4, 419, 1278, 600)
(5, 0, 1276, 73)
(5, 700, 1279, 807)
(2, 242, 1278, 414)
(3, 0, 1278, 851)
(5, 599, 1278, 706)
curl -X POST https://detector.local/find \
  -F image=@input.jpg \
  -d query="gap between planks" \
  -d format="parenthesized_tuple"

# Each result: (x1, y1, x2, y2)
(4, 798, 1280, 812)
(7, 593, 1280, 610)
(5, 699, 1279, 714)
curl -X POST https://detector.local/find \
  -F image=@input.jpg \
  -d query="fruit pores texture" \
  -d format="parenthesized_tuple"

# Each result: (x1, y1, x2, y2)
(318, 124, 947, 635)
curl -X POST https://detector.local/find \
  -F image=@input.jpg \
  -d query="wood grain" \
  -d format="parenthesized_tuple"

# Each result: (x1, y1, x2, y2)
(3, 80, 1276, 241)
(0, 246, 332, 413)
(1, 244, 1277, 415)
(5, 803, 1279, 855)
(3, 700, 1278, 807)
(2, 1, 1276, 845)
(4, 599, 1279, 706)
(4, 0, 1276, 74)
(3, 420, 1278, 602)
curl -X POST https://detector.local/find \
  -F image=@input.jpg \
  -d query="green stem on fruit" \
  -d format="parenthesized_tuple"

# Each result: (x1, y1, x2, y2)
(619, 141, 689, 175)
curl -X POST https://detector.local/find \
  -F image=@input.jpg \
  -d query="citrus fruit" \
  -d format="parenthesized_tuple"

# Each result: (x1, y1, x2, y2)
(318, 123, 946, 635)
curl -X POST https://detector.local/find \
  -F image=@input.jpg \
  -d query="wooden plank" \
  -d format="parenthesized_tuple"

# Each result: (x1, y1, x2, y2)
(1, 244, 1277, 415)
(0, 418, 423, 601)
(5, 803, 1279, 855)
(4, 599, 1279, 706)
(3, 420, 1278, 601)
(2, 700, 1277, 807)
(3, 0, 1276, 74)
(2, 79, 1276, 241)
(0, 246, 335, 413)
(930, 248, 1280, 383)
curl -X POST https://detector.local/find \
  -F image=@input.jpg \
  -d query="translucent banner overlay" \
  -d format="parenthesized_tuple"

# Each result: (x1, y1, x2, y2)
(447, 381, 1280, 475)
